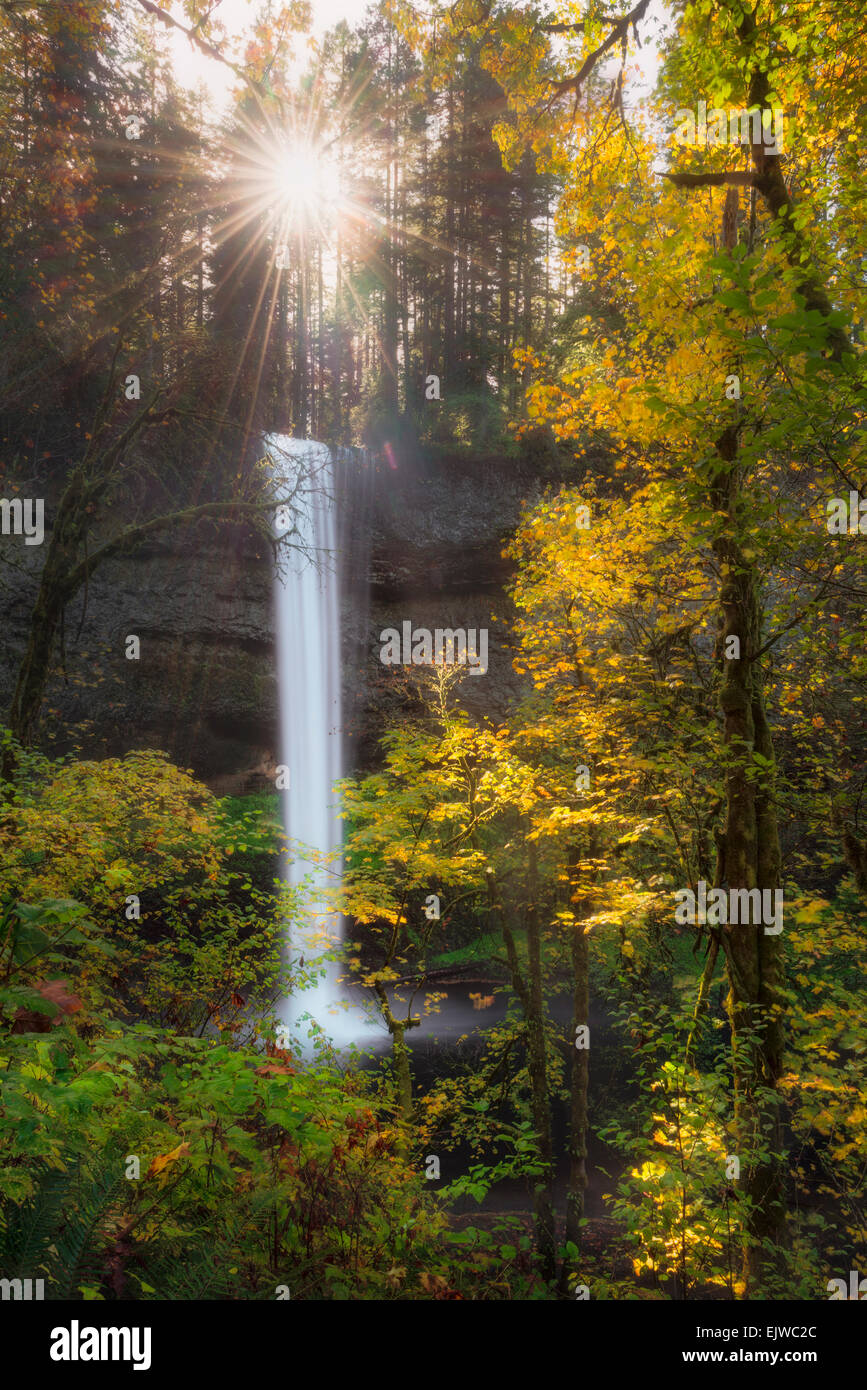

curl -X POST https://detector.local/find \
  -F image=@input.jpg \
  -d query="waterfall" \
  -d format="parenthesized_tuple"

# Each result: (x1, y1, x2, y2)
(267, 435, 375, 1051)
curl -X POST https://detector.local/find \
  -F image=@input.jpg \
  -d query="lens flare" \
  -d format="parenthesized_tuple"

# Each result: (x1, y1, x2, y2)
(254, 136, 340, 227)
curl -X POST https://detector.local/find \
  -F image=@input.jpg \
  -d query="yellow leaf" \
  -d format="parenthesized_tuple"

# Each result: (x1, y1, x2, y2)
(147, 1141, 190, 1178)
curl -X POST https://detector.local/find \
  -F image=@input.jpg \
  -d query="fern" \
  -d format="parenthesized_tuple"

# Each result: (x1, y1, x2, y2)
(0, 1162, 78, 1279)
(53, 1164, 127, 1297)
(135, 1192, 279, 1301)
(0, 1155, 128, 1297)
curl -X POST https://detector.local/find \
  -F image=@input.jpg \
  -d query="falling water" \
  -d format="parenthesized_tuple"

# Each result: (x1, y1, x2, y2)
(268, 435, 375, 1051)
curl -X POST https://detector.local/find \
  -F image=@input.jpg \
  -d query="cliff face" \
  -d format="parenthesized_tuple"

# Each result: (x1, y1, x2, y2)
(0, 445, 549, 787)
(346, 448, 540, 769)
(0, 515, 279, 791)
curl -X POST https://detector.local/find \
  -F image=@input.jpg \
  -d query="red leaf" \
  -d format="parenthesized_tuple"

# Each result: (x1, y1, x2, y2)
(36, 979, 83, 1018)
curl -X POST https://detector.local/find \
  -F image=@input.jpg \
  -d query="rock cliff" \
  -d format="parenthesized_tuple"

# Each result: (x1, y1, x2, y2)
(0, 443, 554, 786)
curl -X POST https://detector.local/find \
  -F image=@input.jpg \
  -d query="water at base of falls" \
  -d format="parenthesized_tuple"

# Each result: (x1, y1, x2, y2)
(267, 435, 382, 1055)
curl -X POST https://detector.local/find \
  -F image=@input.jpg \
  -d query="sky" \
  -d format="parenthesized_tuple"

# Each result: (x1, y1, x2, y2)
(166, 0, 373, 111)
(166, 0, 668, 121)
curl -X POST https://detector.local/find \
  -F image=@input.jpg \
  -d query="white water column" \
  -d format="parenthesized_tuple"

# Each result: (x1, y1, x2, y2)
(267, 435, 374, 1050)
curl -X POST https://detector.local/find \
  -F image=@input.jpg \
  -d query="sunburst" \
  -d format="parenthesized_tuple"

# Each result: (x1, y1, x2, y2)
(227, 119, 343, 239)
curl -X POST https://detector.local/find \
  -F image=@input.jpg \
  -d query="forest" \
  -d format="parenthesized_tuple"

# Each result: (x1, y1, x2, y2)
(0, 0, 865, 1317)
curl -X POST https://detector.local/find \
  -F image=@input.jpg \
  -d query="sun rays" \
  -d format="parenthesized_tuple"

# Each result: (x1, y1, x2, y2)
(85, 52, 501, 441)
(222, 114, 343, 245)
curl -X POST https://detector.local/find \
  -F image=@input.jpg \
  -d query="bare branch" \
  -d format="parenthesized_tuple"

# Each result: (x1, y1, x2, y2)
(549, 0, 652, 98)
(64, 499, 276, 595)
(131, 0, 272, 106)
(660, 170, 757, 188)
(748, 563, 844, 662)
(537, 20, 586, 34)
(662, 2, 852, 361)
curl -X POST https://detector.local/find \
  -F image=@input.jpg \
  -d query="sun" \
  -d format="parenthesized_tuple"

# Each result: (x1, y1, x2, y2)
(274, 144, 322, 208)
(270, 139, 338, 222)
(221, 117, 343, 244)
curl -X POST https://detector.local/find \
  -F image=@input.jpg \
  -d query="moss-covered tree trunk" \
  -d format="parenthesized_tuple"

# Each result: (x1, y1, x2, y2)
(373, 977, 418, 1125)
(524, 838, 556, 1283)
(711, 428, 787, 1292)
(563, 846, 589, 1280)
(8, 471, 91, 748)
(487, 855, 556, 1283)
(564, 913, 588, 1257)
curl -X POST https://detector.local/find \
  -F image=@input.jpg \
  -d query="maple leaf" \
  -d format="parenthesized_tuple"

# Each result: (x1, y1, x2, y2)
(36, 979, 83, 1017)
(11, 979, 83, 1033)
(146, 1141, 191, 1179)
(420, 1271, 447, 1293)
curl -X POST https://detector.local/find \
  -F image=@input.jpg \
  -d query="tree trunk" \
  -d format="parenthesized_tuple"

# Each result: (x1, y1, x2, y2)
(373, 977, 417, 1124)
(711, 426, 787, 1292)
(564, 854, 589, 1255)
(525, 840, 556, 1281)
(486, 861, 556, 1281)
(7, 469, 90, 748)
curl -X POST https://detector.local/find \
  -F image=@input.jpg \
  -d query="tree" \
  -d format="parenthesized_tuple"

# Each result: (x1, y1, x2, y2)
(0, 3, 319, 762)
(341, 662, 629, 1286)
(416, 0, 867, 1292)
